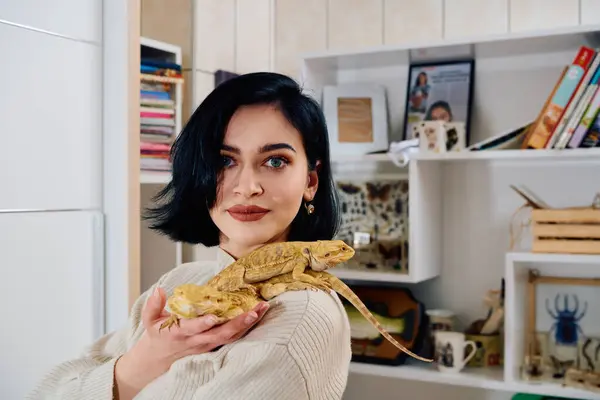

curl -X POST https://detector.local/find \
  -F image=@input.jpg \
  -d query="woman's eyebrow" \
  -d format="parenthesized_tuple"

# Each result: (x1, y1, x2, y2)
(221, 143, 296, 154)
(259, 143, 296, 153)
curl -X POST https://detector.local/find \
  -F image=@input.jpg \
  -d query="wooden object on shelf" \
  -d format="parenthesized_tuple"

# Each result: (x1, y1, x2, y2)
(531, 207, 600, 254)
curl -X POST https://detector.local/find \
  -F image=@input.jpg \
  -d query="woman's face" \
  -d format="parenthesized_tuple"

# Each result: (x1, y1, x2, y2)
(210, 104, 318, 252)
(430, 106, 451, 122)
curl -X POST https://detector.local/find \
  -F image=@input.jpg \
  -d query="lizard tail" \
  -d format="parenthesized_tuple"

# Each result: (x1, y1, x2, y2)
(327, 274, 433, 363)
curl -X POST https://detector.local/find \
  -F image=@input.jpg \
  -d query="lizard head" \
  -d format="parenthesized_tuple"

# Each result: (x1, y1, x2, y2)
(167, 284, 234, 319)
(307, 240, 355, 271)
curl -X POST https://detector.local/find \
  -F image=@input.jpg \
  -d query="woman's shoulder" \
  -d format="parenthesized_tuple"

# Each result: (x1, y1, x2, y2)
(244, 289, 351, 347)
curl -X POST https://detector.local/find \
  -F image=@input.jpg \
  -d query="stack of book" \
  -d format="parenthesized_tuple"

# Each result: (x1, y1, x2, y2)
(522, 45, 600, 149)
(139, 58, 183, 171)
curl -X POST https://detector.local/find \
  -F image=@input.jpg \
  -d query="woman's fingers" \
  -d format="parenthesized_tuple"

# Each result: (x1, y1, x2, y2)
(142, 287, 167, 329)
(177, 314, 219, 336)
(187, 302, 270, 347)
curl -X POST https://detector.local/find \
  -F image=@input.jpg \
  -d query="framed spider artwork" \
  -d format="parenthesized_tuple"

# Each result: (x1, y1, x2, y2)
(522, 269, 600, 393)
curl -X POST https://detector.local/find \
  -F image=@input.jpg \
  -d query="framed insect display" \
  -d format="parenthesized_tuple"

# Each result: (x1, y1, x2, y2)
(522, 269, 600, 394)
(334, 179, 409, 274)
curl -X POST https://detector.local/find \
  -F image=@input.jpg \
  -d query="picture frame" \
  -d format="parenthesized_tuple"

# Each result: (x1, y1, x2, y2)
(402, 59, 475, 146)
(321, 83, 389, 157)
(522, 269, 600, 393)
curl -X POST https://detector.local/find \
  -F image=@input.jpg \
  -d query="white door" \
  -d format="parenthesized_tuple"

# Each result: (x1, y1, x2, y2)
(0, 210, 104, 399)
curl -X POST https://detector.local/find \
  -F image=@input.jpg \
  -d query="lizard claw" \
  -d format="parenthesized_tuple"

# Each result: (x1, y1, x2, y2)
(159, 315, 180, 332)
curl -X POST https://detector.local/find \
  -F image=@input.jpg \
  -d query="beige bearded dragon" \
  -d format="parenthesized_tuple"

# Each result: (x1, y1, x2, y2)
(159, 240, 353, 330)
(204, 239, 355, 294)
(159, 241, 432, 363)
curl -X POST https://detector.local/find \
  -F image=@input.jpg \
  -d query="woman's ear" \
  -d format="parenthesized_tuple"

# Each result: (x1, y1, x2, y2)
(304, 161, 320, 201)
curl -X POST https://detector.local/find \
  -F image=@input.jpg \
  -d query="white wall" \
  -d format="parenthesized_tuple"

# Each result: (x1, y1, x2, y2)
(0, 1, 104, 398)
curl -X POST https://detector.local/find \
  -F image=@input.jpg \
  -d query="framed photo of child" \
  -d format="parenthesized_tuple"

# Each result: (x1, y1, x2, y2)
(403, 59, 475, 146)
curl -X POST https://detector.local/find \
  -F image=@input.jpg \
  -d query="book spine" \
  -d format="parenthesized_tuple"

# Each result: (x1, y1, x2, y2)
(524, 46, 596, 149)
(568, 85, 600, 148)
(520, 66, 567, 149)
(553, 53, 600, 149)
(545, 48, 598, 148)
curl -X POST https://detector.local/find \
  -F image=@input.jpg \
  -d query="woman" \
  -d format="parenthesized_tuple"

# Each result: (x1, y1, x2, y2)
(27, 72, 352, 400)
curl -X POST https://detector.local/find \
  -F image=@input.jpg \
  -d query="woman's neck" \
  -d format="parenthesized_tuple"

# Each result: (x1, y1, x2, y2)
(219, 231, 289, 260)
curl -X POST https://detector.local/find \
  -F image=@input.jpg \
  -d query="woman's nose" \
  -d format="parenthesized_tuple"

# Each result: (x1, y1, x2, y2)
(233, 165, 263, 198)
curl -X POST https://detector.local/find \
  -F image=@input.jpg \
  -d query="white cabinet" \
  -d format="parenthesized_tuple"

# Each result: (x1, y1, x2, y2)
(581, 0, 600, 25)
(444, 0, 508, 39)
(0, 0, 102, 43)
(193, 0, 235, 72)
(235, 0, 272, 73)
(383, 0, 443, 45)
(509, 0, 579, 33)
(0, 23, 101, 211)
(274, 0, 327, 78)
(0, 211, 104, 400)
(327, 0, 383, 51)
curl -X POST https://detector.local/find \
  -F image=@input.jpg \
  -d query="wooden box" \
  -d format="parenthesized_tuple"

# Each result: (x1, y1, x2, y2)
(531, 208, 600, 254)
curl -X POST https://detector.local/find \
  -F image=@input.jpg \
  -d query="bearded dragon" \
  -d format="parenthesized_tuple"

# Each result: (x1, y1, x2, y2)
(205, 240, 355, 294)
(159, 240, 353, 330)
(162, 283, 261, 325)
(160, 269, 432, 363)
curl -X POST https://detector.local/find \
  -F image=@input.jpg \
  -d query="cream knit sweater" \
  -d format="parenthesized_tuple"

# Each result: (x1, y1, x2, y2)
(27, 248, 352, 400)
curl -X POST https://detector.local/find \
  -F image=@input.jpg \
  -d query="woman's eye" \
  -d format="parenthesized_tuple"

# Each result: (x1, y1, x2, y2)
(265, 157, 287, 169)
(222, 155, 234, 167)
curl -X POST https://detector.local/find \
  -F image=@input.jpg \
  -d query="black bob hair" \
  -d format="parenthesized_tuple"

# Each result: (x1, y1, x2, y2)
(144, 72, 341, 246)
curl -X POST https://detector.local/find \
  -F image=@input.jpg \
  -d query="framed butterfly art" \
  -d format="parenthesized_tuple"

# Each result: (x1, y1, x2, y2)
(334, 179, 410, 274)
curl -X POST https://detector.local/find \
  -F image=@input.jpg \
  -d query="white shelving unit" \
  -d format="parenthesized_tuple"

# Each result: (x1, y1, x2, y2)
(504, 252, 600, 399)
(139, 37, 184, 293)
(139, 36, 183, 183)
(301, 24, 600, 398)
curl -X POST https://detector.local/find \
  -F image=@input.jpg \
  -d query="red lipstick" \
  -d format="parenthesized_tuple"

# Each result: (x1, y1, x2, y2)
(227, 205, 270, 222)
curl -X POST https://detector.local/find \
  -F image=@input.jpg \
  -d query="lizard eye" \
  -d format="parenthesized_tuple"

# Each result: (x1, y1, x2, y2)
(324, 252, 330, 257)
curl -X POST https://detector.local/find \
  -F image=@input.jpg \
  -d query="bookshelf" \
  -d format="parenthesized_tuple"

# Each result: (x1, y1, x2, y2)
(139, 37, 184, 293)
(300, 24, 600, 398)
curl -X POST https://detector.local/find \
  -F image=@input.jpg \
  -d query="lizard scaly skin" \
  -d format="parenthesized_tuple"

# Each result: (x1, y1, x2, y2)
(161, 284, 260, 329)
(205, 240, 354, 295)
(160, 269, 432, 363)
(159, 240, 353, 331)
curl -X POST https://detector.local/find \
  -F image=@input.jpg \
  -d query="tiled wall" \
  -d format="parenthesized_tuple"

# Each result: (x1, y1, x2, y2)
(191, 0, 594, 90)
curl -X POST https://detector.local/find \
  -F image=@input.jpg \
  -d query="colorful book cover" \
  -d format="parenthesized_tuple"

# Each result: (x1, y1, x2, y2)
(524, 46, 596, 149)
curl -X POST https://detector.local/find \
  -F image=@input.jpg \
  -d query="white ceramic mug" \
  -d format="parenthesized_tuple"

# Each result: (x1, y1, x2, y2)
(434, 331, 477, 373)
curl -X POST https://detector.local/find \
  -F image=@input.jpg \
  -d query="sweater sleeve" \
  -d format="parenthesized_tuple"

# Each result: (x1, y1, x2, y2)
(190, 290, 352, 400)
(25, 279, 164, 400)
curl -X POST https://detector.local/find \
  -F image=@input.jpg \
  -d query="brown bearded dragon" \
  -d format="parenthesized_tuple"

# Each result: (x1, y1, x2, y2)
(158, 240, 353, 330)
(159, 244, 431, 363)
(204, 239, 355, 294)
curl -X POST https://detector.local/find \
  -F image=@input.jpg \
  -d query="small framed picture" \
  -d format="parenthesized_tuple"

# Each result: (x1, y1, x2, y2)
(416, 121, 466, 153)
(322, 83, 389, 157)
(403, 59, 475, 145)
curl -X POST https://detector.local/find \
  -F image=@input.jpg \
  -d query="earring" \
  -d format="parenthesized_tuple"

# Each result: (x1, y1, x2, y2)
(304, 202, 315, 215)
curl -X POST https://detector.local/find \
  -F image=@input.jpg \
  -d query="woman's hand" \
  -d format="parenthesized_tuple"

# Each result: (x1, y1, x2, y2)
(114, 286, 269, 399)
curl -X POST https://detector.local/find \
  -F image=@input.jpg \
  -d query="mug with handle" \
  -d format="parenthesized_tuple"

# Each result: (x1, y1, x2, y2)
(434, 331, 477, 373)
